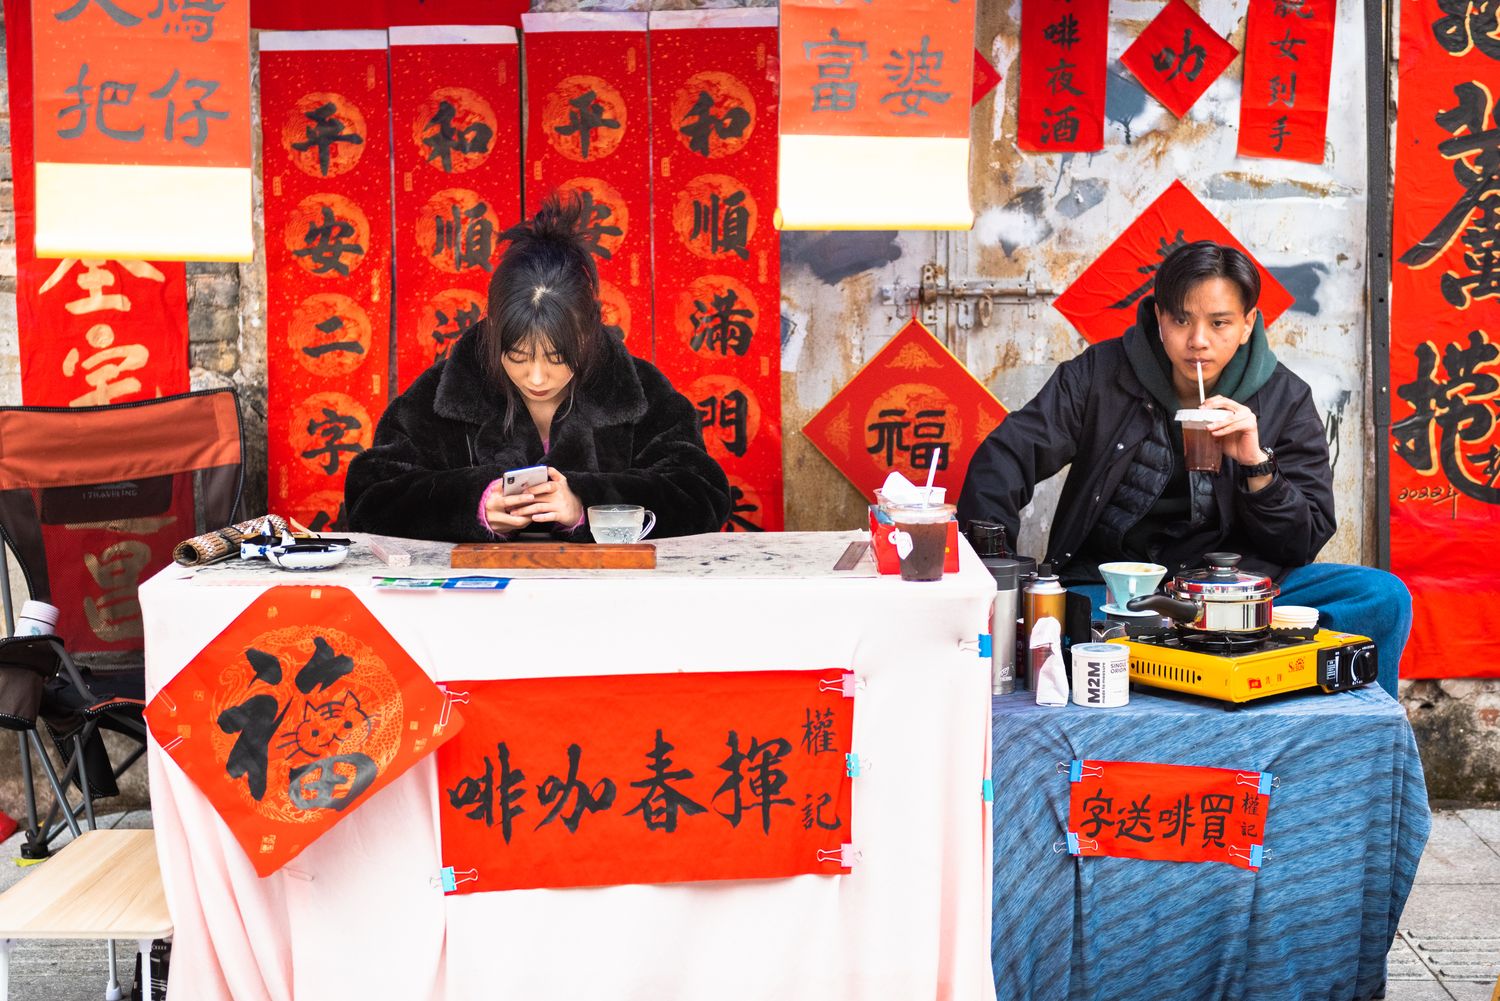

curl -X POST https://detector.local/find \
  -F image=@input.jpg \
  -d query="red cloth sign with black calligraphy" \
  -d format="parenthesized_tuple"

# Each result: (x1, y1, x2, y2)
(802, 318, 1006, 502)
(145, 586, 464, 877)
(1018, 0, 1107, 153)
(259, 33, 393, 532)
(649, 9, 783, 532)
(1388, 0, 1500, 679)
(522, 12, 653, 356)
(389, 27, 521, 392)
(1238, 0, 1337, 162)
(1067, 759, 1272, 870)
(1, 0, 190, 408)
(251, 0, 526, 30)
(1052, 181, 1295, 345)
(437, 670, 854, 892)
(1120, 0, 1238, 119)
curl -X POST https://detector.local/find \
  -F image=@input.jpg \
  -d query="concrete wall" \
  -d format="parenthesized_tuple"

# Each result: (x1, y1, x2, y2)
(0, 2, 1494, 820)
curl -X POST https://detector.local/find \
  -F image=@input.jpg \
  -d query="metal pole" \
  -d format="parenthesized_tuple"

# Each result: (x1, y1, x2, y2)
(1366, 0, 1393, 569)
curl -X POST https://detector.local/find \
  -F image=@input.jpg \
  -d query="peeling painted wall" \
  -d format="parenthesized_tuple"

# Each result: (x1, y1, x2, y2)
(785, 1, 1373, 572)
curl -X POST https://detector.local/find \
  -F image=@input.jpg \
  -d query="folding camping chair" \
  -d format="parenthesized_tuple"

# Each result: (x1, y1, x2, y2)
(0, 388, 244, 861)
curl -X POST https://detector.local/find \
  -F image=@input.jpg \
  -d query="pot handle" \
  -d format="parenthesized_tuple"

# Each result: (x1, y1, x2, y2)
(1126, 593, 1200, 623)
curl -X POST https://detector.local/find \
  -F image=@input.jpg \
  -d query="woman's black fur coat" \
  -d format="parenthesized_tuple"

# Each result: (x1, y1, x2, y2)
(345, 324, 731, 542)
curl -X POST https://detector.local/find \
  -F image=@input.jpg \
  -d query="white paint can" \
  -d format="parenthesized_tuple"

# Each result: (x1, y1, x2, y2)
(1071, 643, 1130, 708)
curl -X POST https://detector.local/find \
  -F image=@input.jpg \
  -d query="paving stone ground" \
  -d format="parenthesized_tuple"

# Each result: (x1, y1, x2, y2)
(2, 808, 1497, 1000)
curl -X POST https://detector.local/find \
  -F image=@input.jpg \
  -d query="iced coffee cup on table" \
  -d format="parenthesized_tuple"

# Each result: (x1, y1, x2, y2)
(1175, 408, 1230, 473)
(880, 501, 956, 581)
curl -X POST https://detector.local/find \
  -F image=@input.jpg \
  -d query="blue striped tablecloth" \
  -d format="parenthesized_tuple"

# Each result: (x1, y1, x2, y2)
(991, 686, 1430, 1001)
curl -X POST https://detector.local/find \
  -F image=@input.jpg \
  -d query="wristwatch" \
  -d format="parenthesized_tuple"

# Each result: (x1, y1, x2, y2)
(1241, 448, 1277, 478)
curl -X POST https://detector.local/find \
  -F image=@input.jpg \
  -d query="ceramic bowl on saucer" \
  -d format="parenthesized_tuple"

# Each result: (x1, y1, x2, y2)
(265, 540, 350, 571)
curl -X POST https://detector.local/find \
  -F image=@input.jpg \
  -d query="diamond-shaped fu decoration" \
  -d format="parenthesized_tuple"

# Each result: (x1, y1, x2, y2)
(802, 319, 1007, 501)
(1052, 181, 1295, 345)
(145, 585, 463, 877)
(1121, 0, 1238, 118)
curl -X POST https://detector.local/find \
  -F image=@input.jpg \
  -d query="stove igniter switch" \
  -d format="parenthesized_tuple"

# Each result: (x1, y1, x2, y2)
(1317, 638, 1379, 693)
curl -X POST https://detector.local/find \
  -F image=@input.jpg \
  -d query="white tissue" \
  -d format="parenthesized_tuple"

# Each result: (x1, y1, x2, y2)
(878, 471, 946, 506)
(1031, 616, 1068, 707)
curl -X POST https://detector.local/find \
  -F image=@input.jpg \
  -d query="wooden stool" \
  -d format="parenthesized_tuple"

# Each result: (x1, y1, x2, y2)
(0, 830, 171, 1001)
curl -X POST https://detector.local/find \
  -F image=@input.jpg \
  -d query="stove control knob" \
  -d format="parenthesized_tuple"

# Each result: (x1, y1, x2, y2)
(1350, 644, 1379, 686)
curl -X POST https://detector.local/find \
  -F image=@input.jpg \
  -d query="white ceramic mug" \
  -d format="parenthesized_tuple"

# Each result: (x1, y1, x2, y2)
(587, 505, 656, 544)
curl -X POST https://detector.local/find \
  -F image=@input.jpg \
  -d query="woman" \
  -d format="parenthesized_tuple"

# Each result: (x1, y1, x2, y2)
(345, 195, 731, 541)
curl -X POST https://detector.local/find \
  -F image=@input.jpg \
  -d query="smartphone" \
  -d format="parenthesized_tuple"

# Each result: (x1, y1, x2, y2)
(501, 464, 549, 496)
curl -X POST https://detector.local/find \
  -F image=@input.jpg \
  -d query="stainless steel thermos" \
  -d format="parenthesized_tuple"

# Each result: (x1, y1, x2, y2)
(966, 522, 1021, 695)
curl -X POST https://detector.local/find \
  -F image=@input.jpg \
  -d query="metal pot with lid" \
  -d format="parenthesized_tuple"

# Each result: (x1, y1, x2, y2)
(1125, 552, 1278, 637)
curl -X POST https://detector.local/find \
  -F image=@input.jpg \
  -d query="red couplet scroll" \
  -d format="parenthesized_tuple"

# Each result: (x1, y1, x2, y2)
(1388, 0, 1500, 678)
(649, 9, 784, 531)
(437, 670, 856, 892)
(259, 32, 394, 531)
(1017, 0, 1107, 153)
(523, 12, 653, 355)
(145, 586, 463, 877)
(1238, 0, 1337, 163)
(1066, 759, 1273, 870)
(389, 26, 522, 391)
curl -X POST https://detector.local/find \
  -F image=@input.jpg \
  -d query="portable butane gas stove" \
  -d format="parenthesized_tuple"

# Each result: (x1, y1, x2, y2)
(1122, 627, 1378, 705)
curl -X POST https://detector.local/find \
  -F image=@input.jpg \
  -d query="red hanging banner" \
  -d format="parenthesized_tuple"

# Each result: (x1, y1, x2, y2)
(437, 670, 855, 893)
(649, 9, 783, 532)
(802, 318, 1007, 501)
(1052, 181, 1295, 345)
(146, 586, 464, 877)
(776, 0, 976, 229)
(522, 12, 652, 355)
(252, 0, 526, 30)
(1066, 760, 1272, 871)
(1120, 0, 1238, 119)
(1017, 0, 1107, 153)
(389, 26, 521, 392)
(1, 0, 190, 407)
(1388, 0, 1500, 678)
(1238, 0, 1337, 162)
(29, 0, 252, 260)
(260, 32, 393, 531)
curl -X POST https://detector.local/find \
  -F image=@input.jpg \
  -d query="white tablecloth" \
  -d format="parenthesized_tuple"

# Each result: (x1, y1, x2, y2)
(142, 533, 997, 1001)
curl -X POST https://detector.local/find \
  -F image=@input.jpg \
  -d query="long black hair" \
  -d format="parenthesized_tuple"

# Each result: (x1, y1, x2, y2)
(481, 194, 606, 401)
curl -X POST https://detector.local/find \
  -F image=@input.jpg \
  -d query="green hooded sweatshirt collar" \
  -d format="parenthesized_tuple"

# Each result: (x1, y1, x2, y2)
(1123, 295, 1278, 413)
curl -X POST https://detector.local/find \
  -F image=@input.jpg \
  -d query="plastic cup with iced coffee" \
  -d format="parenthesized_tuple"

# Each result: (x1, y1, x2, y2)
(880, 501, 956, 581)
(1175, 408, 1230, 473)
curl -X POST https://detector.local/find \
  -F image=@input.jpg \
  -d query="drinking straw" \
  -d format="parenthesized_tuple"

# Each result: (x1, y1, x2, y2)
(1196, 361, 1205, 404)
(924, 449, 941, 505)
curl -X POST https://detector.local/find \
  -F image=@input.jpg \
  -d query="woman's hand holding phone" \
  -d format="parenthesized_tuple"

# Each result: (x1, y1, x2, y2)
(512, 468, 584, 528)
(484, 488, 536, 532)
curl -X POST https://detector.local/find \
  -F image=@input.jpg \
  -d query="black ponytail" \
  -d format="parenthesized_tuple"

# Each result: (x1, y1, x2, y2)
(481, 193, 606, 394)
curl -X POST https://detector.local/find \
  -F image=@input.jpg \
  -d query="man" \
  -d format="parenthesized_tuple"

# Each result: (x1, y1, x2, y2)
(958, 241, 1410, 696)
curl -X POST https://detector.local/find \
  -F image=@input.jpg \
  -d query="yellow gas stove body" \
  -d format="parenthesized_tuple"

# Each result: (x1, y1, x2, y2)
(1124, 629, 1378, 704)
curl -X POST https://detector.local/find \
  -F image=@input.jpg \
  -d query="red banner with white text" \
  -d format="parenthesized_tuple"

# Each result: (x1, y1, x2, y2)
(1067, 760, 1272, 870)
(389, 27, 521, 391)
(2, 0, 189, 408)
(260, 33, 393, 532)
(522, 13, 653, 355)
(1017, 0, 1107, 152)
(1238, 0, 1337, 162)
(1388, 0, 1500, 678)
(649, 9, 783, 532)
(437, 670, 855, 892)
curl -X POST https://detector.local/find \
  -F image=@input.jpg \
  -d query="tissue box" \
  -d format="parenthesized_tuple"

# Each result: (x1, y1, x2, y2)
(868, 506, 959, 575)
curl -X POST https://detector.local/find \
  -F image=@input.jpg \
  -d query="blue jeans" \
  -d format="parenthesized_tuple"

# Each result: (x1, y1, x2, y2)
(1074, 564, 1411, 698)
